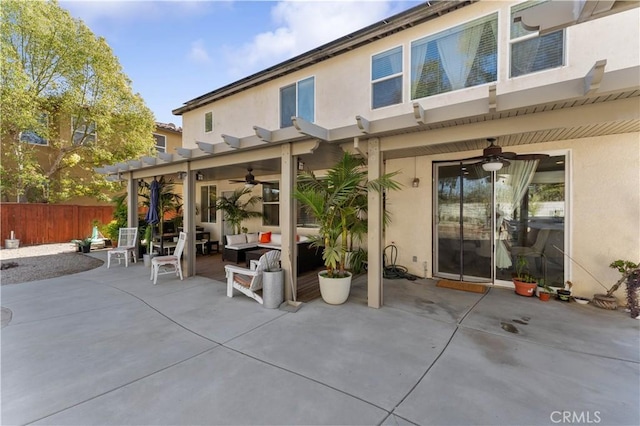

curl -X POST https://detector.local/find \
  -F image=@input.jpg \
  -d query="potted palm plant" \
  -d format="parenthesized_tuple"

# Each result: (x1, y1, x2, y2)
(294, 152, 400, 304)
(214, 187, 263, 235)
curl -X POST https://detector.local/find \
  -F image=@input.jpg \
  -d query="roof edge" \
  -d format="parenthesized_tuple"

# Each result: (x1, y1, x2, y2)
(172, 0, 476, 116)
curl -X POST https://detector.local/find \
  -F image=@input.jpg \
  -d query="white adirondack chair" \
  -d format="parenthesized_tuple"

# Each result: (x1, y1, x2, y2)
(150, 231, 187, 285)
(107, 227, 138, 268)
(225, 250, 280, 305)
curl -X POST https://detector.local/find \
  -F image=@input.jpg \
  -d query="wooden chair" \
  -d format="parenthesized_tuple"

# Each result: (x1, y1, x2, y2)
(107, 227, 138, 268)
(151, 232, 187, 285)
(225, 250, 280, 305)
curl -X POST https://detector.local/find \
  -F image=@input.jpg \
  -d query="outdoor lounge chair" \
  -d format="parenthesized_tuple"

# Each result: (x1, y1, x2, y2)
(107, 227, 138, 268)
(151, 231, 186, 285)
(225, 250, 280, 305)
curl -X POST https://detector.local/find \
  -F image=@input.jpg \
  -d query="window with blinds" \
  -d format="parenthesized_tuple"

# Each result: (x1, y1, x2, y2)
(510, 1, 564, 77)
(411, 13, 497, 100)
(372, 46, 403, 109)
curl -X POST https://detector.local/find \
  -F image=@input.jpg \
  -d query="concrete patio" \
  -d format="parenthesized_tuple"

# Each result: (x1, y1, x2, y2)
(1, 250, 638, 425)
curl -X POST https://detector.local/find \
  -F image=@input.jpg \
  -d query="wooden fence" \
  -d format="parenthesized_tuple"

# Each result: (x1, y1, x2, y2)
(0, 203, 114, 247)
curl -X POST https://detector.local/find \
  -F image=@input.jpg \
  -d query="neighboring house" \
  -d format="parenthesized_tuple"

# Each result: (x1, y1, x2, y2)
(153, 122, 183, 155)
(2, 113, 100, 204)
(105, 0, 639, 307)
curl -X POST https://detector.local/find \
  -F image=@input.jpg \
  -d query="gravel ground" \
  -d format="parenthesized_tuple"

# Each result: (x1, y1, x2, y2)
(0, 243, 104, 285)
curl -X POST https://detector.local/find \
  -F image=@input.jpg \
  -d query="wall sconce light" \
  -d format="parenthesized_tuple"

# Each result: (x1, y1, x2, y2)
(297, 158, 305, 171)
(412, 177, 420, 188)
(177, 171, 187, 180)
(411, 157, 420, 187)
(195, 171, 204, 181)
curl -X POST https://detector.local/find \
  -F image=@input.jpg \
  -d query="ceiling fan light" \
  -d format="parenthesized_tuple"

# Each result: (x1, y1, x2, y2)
(482, 160, 503, 172)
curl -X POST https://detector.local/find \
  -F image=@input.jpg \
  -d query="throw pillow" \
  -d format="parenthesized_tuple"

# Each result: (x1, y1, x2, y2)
(246, 233, 259, 243)
(259, 232, 272, 243)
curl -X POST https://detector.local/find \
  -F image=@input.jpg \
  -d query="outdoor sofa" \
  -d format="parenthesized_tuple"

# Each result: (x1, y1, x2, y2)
(222, 232, 323, 273)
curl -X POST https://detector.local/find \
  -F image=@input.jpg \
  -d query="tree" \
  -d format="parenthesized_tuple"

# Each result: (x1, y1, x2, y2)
(214, 187, 263, 235)
(0, 0, 156, 203)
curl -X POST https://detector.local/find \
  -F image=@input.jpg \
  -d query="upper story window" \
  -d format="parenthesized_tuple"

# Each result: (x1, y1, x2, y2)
(205, 111, 213, 133)
(411, 13, 497, 100)
(262, 181, 280, 226)
(372, 46, 403, 109)
(153, 133, 166, 153)
(72, 117, 96, 145)
(20, 113, 48, 145)
(280, 76, 314, 128)
(510, 1, 564, 78)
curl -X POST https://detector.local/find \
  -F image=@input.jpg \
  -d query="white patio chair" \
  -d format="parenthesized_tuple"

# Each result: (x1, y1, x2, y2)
(107, 227, 138, 268)
(225, 250, 280, 305)
(151, 231, 187, 285)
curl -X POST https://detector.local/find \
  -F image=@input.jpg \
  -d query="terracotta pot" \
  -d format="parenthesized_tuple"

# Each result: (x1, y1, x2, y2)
(513, 279, 537, 297)
(539, 291, 551, 301)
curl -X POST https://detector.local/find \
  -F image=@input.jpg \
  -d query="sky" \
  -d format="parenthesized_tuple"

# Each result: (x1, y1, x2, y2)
(60, 0, 422, 126)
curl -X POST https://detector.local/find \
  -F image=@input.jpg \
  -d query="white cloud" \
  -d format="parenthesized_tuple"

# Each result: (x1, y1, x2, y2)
(188, 39, 212, 64)
(226, 0, 405, 78)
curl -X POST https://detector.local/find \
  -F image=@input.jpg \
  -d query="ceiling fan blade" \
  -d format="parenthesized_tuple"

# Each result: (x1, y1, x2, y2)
(501, 151, 517, 159)
(513, 153, 550, 160)
(229, 179, 246, 183)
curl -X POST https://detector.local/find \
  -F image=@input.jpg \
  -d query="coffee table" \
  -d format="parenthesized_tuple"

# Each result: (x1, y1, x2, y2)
(245, 248, 273, 268)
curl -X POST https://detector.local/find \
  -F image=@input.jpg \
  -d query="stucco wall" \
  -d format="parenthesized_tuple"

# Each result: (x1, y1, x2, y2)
(179, 3, 639, 148)
(385, 132, 640, 301)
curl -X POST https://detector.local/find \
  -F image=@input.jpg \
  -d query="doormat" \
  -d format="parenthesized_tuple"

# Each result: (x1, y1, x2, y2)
(436, 280, 488, 294)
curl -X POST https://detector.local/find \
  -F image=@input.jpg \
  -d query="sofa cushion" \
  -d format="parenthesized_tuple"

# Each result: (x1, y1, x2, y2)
(246, 232, 259, 243)
(227, 234, 247, 245)
(226, 242, 258, 250)
(270, 233, 281, 245)
(259, 231, 272, 243)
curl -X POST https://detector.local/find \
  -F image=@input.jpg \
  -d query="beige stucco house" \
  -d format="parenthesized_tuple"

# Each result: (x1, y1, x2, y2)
(104, 0, 639, 307)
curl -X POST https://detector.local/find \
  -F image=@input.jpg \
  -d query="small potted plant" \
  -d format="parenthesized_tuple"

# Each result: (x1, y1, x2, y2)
(513, 255, 538, 296)
(537, 280, 553, 301)
(72, 237, 93, 253)
(556, 280, 572, 302)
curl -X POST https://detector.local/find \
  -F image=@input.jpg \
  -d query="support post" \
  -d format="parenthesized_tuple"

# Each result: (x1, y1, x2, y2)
(367, 138, 383, 308)
(183, 164, 196, 277)
(126, 173, 138, 229)
(280, 143, 297, 301)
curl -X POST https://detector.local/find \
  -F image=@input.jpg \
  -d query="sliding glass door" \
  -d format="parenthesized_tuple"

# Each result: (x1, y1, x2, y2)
(435, 162, 492, 282)
(434, 156, 566, 286)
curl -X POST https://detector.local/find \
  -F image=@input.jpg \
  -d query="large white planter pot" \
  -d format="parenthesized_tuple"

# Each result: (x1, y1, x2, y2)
(318, 272, 352, 305)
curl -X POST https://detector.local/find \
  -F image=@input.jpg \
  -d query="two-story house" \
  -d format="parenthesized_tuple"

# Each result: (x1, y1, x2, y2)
(105, 0, 639, 307)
